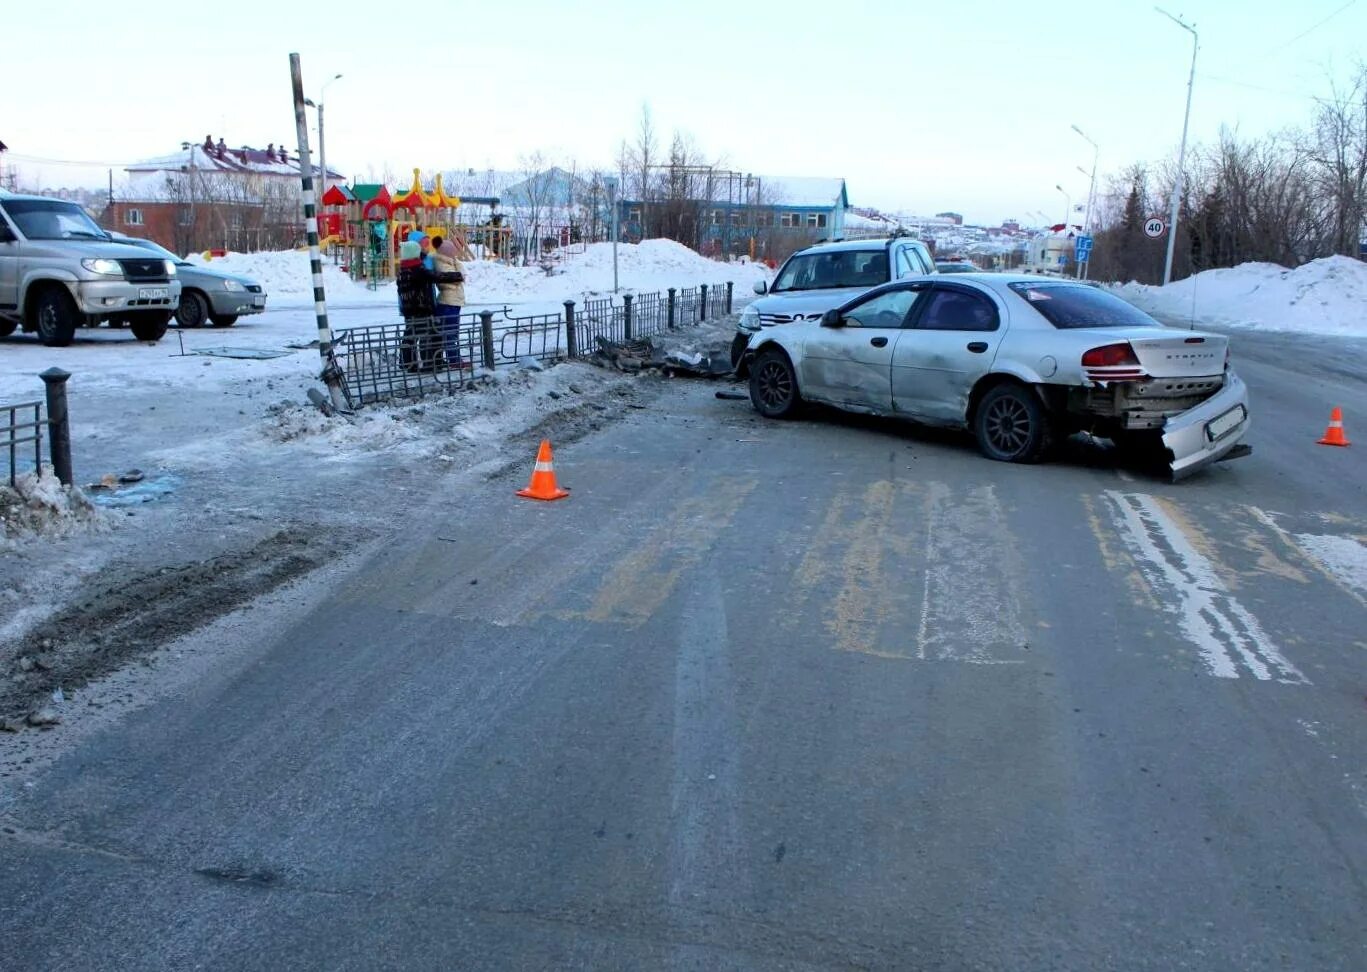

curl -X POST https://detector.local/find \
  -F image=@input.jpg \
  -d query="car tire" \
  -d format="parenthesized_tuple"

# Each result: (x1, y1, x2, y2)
(129, 312, 171, 342)
(0, 319, 17, 338)
(33, 287, 80, 348)
(749, 347, 801, 419)
(175, 290, 209, 328)
(974, 383, 1053, 463)
(208, 314, 238, 328)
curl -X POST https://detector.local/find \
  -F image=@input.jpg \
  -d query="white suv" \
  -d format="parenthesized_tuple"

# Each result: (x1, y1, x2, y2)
(733, 237, 935, 369)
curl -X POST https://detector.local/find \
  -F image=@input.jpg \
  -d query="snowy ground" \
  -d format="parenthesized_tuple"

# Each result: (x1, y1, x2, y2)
(1111, 255, 1367, 337)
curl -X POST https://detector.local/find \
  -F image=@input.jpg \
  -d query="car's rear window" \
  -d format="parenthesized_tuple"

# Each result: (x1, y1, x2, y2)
(1008, 282, 1157, 328)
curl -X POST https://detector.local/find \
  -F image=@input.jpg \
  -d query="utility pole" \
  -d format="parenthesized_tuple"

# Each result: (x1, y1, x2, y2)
(1157, 7, 1197, 286)
(1071, 124, 1099, 279)
(607, 176, 619, 293)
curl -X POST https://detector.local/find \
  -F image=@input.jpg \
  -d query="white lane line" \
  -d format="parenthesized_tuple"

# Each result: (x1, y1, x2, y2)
(916, 482, 1027, 664)
(1249, 507, 1367, 611)
(1105, 492, 1307, 683)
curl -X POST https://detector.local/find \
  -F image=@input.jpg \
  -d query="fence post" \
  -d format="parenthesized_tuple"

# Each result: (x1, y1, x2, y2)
(726, 281, 734, 314)
(479, 311, 496, 371)
(39, 368, 72, 487)
(667, 288, 676, 329)
(564, 300, 577, 357)
(622, 293, 634, 341)
(700, 284, 708, 322)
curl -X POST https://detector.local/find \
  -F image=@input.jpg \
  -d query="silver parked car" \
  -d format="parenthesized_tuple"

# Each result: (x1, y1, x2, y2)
(111, 234, 266, 328)
(738, 273, 1251, 480)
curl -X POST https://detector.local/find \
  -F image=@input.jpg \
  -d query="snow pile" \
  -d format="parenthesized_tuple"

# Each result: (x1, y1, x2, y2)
(0, 467, 104, 545)
(184, 239, 771, 310)
(1112, 256, 1367, 336)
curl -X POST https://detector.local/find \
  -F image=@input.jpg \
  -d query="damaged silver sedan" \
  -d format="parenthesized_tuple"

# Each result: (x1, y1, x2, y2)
(736, 274, 1251, 480)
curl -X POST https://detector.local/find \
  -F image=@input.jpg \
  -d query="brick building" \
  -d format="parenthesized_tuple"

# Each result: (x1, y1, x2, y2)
(109, 135, 344, 255)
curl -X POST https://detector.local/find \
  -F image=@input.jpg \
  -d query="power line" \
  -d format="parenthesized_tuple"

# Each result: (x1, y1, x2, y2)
(1261, 0, 1359, 58)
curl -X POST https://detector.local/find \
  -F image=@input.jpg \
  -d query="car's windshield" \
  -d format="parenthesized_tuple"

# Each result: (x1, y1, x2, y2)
(772, 250, 889, 292)
(2, 199, 110, 241)
(1009, 281, 1158, 328)
(122, 237, 184, 263)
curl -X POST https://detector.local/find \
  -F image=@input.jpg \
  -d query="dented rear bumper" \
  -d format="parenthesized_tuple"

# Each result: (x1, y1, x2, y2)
(1163, 369, 1252, 481)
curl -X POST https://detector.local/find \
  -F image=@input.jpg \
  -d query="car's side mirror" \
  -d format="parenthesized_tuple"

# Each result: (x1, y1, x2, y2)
(820, 309, 844, 328)
(752, 279, 768, 295)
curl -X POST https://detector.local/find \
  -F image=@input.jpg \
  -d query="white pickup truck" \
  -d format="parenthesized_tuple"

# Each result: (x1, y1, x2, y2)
(0, 192, 181, 346)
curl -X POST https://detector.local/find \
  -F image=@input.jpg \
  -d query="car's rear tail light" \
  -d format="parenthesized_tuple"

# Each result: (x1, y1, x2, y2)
(1081, 343, 1140, 367)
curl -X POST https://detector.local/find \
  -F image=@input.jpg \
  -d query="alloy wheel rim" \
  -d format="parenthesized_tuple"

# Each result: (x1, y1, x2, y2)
(758, 361, 791, 408)
(986, 398, 1030, 454)
(180, 297, 204, 327)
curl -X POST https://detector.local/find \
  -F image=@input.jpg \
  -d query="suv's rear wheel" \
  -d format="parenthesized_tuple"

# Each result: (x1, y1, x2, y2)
(33, 287, 80, 347)
(176, 290, 209, 328)
(129, 311, 171, 342)
(974, 383, 1053, 463)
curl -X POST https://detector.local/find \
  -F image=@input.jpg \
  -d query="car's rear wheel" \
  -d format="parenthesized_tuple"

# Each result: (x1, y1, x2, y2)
(175, 290, 209, 328)
(749, 347, 801, 419)
(209, 313, 238, 328)
(33, 287, 80, 347)
(129, 312, 171, 342)
(974, 383, 1053, 463)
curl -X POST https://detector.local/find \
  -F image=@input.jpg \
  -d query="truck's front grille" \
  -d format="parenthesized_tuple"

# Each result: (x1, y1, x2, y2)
(118, 258, 168, 282)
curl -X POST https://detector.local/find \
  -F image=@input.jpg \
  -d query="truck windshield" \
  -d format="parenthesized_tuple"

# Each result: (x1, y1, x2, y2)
(772, 250, 889, 292)
(2, 199, 110, 241)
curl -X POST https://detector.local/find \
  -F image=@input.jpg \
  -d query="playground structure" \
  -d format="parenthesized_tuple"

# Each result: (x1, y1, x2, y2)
(319, 168, 514, 284)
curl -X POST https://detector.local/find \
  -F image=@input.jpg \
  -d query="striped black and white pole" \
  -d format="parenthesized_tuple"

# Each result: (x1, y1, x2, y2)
(290, 53, 347, 410)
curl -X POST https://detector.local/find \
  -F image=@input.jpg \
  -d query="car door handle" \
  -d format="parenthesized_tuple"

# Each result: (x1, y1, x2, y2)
(870, 336, 889, 348)
(967, 341, 989, 353)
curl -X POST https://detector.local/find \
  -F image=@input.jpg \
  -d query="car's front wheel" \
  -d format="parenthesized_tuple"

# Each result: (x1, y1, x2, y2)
(749, 347, 801, 419)
(33, 287, 80, 347)
(974, 383, 1053, 463)
(175, 290, 209, 328)
(129, 312, 171, 342)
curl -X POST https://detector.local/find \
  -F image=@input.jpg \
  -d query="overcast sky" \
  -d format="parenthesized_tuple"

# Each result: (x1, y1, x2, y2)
(4, 0, 1362, 225)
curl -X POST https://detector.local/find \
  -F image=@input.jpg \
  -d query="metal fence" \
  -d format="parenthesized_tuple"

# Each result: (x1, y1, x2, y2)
(331, 280, 737, 406)
(4, 400, 44, 487)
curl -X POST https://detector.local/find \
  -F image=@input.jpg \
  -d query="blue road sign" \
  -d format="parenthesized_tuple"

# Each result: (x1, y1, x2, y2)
(1075, 234, 1094, 261)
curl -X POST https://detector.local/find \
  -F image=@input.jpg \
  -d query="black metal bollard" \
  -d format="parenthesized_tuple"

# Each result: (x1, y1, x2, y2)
(622, 293, 634, 341)
(667, 288, 676, 329)
(39, 368, 72, 486)
(700, 284, 709, 322)
(564, 300, 578, 357)
(726, 281, 734, 314)
(479, 311, 496, 371)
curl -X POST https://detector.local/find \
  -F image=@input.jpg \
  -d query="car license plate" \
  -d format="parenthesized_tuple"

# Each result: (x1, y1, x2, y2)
(253, 296, 266, 307)
(139, 287, 168, 300)
(1206, 404, 1246, 441)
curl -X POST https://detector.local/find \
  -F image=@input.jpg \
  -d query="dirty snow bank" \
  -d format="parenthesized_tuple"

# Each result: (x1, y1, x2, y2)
(0, 467, 104, 546)
(185, 239, 771, 309)
(1111, 256, 1367, 336)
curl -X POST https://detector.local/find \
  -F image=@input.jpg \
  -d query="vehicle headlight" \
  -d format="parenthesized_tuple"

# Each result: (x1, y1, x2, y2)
(738, 307, 760, 332)
(164, 260, 178, 277)
(80, 258, 123, 276)
(222, 279, 245, 292)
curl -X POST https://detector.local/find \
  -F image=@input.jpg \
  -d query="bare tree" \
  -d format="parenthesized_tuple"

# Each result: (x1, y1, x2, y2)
(1306, 64, 1367, 257)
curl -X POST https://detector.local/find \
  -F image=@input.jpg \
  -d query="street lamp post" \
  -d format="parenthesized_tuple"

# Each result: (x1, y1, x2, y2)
(1054, 185, 1071, 232)
(305, 73, 343, 199)
(1070, 123, 1100, 279)
(179, 141, 197, 251)
(1157, 7, 1197, 286)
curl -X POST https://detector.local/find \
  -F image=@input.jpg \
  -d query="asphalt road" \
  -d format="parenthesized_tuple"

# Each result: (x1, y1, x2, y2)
(2, 328, 1365, 970)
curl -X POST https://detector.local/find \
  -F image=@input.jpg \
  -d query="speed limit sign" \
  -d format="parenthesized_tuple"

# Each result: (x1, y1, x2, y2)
(1144, 217, 1166, 239)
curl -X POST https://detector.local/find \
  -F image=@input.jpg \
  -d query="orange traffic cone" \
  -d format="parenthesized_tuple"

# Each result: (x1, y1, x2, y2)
(516, 439, 570, 501)
(1317, 407, 1350, 447)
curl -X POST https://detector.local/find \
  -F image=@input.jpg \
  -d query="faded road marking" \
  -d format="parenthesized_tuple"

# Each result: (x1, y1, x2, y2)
(1248, 507, 1367, 612)
(1105, 492, 1307, 683)
(573, 477, 756, 626)
(915, 482, 1028, 664)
